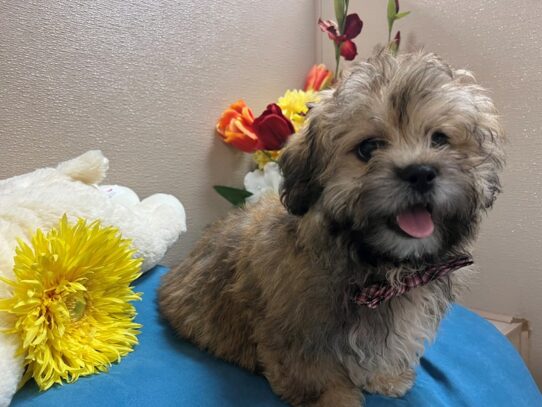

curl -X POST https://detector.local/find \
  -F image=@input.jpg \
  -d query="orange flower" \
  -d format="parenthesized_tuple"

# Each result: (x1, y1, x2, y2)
(216, 100, 261, 152)
(304, 64, 333, 91)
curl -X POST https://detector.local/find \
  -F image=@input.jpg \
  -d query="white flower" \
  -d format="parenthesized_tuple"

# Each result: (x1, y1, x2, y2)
(243, 162, 283, 204)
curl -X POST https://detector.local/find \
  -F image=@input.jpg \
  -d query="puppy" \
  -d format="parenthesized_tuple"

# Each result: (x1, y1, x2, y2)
(159, 52, 505, 406)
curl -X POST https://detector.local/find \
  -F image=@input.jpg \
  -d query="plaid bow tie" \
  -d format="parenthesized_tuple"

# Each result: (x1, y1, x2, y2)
(352, 255, 474, 309)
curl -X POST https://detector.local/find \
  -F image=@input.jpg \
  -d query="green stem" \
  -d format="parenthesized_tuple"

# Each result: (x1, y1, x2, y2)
(388, 21, 393, 44)
(334, 0, 349, 80)
(334, 43, 341, 80)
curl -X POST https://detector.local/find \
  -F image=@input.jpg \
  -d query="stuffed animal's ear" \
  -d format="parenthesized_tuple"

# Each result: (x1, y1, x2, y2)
(57, 150, 109, 185)
(279, 122, 323, 216)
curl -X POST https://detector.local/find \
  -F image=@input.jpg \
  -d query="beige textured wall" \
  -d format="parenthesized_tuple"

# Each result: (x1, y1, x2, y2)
(321, 0, 542, 385)
(2, 0, 541, 388)
(0, 0, 316, 264)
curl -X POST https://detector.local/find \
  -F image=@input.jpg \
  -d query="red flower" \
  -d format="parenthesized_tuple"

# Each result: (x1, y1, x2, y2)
(252, 104, 295, 150)
(343, 14, 363, 39)
(318, 14, 363, 61)
(394, 30, 401, 45)
(318, 19, 340, 41)
(339, 40, 357, 61)
(304, 64, 333, 91)
(389, 31, 401, 55)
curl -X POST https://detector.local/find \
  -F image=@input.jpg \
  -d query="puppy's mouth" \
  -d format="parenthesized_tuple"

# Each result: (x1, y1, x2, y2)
(392, 204, 434, 239)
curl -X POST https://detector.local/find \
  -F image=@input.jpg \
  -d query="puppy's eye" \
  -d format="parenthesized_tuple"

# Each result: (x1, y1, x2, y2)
(356, 139, 386, 162)
(431, 131, 449, 148)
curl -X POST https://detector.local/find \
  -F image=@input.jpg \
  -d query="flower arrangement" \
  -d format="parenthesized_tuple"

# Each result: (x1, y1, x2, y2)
(214, 0, 410, 206)
(0, 215, 142, 390)
(214, 67, 331, 205)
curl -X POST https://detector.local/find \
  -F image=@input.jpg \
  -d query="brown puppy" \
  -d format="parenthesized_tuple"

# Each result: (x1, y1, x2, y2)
(159, 52, 505, 406)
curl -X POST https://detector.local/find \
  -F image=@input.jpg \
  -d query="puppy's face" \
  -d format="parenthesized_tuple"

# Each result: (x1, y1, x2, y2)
(280, 52, 505, 261)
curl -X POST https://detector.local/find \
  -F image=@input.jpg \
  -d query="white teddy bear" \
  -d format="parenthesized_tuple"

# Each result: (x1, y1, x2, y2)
(0, 150, 186, 406)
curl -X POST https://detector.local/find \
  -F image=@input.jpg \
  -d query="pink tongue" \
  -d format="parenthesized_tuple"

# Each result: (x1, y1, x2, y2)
(396, 205, 434, 238)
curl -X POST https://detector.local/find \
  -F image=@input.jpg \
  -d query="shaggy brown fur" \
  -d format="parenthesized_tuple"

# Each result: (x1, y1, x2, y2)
(159, 52, 505, 406)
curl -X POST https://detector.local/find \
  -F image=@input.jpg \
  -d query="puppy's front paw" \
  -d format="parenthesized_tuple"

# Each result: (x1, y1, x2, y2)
(305, 385, 362, 407)
(363, 369, 415, 398)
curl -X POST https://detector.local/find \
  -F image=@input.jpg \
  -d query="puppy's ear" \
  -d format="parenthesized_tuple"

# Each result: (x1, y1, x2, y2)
(477, 119, 506, 209)
(470, 86, 506, 209)
(279, 122, 323, 216)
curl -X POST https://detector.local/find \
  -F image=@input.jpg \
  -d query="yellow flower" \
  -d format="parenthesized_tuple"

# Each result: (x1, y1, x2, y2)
(252, 150, 282, 170)
(0, 215, 142, 390)
(277, 89, 319, 132)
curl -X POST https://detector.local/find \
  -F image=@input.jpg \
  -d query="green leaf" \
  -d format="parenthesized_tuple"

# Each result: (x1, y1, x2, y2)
(334, 0, 346, 32)
(387, 0, 397, 30)
(213, 186, 252, 207)
(395, 11, 411, 20)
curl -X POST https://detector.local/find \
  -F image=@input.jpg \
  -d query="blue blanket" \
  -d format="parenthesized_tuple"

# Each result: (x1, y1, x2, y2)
(13, 266, 541, 406)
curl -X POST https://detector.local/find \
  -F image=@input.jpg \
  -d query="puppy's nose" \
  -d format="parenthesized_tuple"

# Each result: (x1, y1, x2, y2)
(397, 164, 438, 193)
